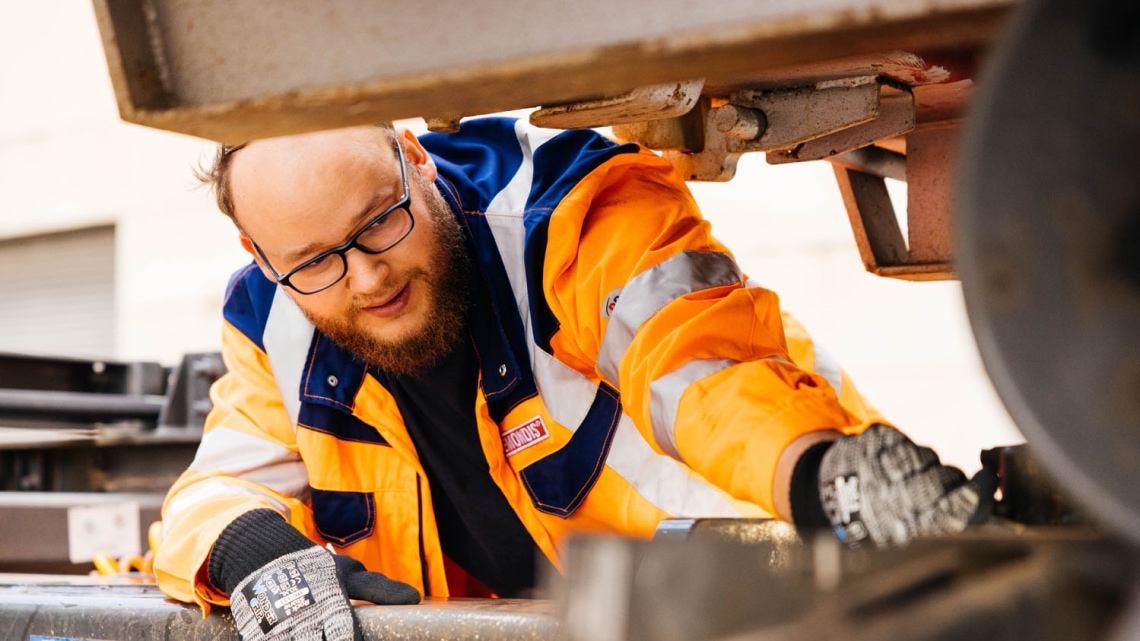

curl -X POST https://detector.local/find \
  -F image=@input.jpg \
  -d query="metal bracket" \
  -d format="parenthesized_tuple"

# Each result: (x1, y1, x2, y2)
(530, 79, 705, 129)
(767, 86, 916, 163)
(831, 134, 956, 281)
(729, 76, 882, 152)
(615, 78, 898, 181)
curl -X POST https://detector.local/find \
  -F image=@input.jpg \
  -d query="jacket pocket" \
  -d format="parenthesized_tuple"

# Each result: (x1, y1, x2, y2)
(311, 488, 376, 546)
(520, 382, 621, 517)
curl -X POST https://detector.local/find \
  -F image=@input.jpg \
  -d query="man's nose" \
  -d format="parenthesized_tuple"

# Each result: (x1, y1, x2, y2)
(342, 248, 390, 294)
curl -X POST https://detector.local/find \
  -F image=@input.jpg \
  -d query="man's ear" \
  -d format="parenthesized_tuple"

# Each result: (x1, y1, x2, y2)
(397, 127, 437, 183)
(240, 235, 278, 281)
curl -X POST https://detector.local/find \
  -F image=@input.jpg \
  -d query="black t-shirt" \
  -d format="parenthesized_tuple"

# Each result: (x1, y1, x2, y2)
(386, 331, 552, 597)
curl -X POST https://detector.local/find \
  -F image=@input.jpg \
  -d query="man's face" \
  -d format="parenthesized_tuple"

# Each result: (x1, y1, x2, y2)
(230, 127, 469, 375)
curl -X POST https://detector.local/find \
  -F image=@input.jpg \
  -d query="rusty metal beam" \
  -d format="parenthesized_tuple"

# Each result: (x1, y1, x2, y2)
(92, 0, 1016, 143)
(828, 146, 907, 182)
(906, 121, 960, 265)
(834, 165, 911, 271)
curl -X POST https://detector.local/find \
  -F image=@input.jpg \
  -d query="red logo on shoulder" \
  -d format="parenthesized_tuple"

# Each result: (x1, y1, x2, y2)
(502, 416, 550, 457)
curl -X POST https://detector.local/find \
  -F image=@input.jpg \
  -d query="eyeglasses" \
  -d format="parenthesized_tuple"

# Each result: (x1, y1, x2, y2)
(250, 142, 416, 295)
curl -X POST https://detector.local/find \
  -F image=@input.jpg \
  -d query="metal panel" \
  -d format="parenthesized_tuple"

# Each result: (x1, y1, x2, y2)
(0, 492, 163, 568)
(91, 0, 1016, 142)
(0, 226, 115, 359)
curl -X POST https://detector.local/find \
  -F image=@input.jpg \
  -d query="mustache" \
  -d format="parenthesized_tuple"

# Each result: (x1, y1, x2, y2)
(350, 268, 430, 312)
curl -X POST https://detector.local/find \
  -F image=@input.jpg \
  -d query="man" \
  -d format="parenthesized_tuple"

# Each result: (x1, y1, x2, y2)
(156, 118, 987, 640)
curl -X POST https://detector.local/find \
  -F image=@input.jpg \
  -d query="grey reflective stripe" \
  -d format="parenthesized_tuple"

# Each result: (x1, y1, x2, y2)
(264, 286, 315, 429)
(597, 251, 743, 388)
(813, 340, 844, 397)
(189, 427, 311, 499)
(649, 358, 738, 461)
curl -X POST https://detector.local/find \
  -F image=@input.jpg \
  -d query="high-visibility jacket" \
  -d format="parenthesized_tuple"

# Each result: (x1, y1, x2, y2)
(155, 118, 883, 610)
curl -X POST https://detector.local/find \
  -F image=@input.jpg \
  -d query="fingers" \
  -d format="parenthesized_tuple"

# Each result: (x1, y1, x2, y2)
(344, 571, 421, 605)
(317, 608, 361, 641)
(913, 480, 980, 536)
(333, 554, 421, 605)
(333, 554, 368, 582)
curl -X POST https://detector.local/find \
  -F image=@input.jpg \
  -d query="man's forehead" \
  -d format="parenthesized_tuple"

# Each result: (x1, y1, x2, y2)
(236, 126, 393, 171)
(229, 126, 399, 243)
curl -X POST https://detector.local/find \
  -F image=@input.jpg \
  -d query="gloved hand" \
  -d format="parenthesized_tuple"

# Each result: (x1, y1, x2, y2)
(210, 509, 420, 641)
(817, 423, 990, 548)
(229, 545, 357, 641)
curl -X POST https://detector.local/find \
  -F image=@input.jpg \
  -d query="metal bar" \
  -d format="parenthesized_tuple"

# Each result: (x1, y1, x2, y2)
(826, 146, 908, 182)
(0, 579, 558, 641)
(833, 165, 909, 269)
(0, 389, 164, 419)
(906, 122, 959, 264)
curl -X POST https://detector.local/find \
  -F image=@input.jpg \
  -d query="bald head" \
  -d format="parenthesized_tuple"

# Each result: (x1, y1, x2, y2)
(229, 126, 398, 228)
(199, 125, 399, 229)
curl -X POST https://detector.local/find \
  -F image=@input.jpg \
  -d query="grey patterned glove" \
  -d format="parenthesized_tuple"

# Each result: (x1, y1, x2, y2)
(818, 423, 982, 548)
(230, 546, 358, 641)
(209, 509, 420, 641)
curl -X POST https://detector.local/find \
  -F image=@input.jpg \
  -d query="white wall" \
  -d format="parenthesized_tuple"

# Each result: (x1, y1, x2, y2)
(0, 1, 251, 364)
(0, 2, 1022, 471)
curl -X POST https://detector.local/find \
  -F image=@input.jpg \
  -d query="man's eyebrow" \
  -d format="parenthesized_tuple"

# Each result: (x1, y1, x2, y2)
(281, 191, 390, 265)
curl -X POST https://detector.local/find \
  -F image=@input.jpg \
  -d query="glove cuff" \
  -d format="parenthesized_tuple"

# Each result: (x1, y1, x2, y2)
(208, 508, 317, 595)
(788, 441, 833, 530)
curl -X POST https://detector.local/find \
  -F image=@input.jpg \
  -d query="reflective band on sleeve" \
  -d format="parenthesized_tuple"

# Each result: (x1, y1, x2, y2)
(597, 251, 743, 388)
(812, 340, 844, 398)
(649, 358, 738, 461)
(608, 413, 742, 518)
(188, 427, 310, 499)
(164, 482, 291, 530)
(263, 286, 315, 428)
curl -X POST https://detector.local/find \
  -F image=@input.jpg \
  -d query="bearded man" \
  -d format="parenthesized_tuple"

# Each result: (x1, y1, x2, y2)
(156, 119, 988, 641)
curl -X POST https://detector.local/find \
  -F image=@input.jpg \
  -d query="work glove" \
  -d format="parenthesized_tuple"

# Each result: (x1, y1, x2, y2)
(816, 423, 993, 548)
(210, 509, 420, 641)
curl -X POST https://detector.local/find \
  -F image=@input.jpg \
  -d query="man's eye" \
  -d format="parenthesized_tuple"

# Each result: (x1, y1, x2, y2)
(369, 213, 395, 230)
(299, 254, 335, 272)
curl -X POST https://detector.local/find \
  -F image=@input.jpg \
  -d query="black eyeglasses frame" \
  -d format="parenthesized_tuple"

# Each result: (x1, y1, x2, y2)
(250, 142, 415, 295)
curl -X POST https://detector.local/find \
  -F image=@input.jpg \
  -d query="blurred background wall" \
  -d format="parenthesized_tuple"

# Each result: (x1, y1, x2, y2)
(0, 1, 1022, 472)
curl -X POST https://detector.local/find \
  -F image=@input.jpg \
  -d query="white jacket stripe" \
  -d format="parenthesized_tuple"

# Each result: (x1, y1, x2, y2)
(165, 483, 290, 539)
(189, 427, 310, 500)
(812, 339, 844, 397)
(263, 286, 314, 428)
(609, 413, 743, 517)
(649, 358, 737, 461)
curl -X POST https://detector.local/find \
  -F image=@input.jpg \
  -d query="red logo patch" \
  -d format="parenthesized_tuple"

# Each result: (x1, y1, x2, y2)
(502, 416, 550, 457)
